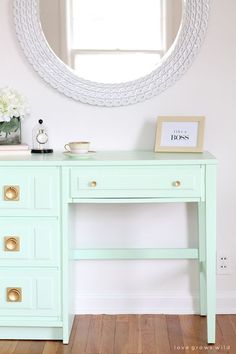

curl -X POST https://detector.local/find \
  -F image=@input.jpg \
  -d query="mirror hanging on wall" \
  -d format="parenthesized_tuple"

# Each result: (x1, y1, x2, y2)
(39, 0, 182, 83)
(13, 0, 210, 106)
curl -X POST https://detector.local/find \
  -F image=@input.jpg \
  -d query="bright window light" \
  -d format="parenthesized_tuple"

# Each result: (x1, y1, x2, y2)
(69, 0, 165, 82)
(71, 0, 163, 50)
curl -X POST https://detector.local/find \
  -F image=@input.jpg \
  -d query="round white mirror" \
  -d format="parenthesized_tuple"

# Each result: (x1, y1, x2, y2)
(39, 0, 182, 83)
(13, 0, 210, 106)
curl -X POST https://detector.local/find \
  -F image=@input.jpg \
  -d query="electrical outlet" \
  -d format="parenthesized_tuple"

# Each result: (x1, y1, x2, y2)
(217, 253, 232, 275)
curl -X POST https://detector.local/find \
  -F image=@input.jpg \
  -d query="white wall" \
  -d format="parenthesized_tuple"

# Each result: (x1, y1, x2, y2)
(1, 0, 236, 313)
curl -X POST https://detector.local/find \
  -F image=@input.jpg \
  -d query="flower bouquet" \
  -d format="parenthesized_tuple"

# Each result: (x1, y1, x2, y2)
(0, 87, 29, 145)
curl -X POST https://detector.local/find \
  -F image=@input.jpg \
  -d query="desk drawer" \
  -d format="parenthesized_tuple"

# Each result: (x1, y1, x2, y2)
(0, 269, 61, 318)
(0, 218, 60, 267)
(70, 166, 204, 199)
(0, 167, 59, 215)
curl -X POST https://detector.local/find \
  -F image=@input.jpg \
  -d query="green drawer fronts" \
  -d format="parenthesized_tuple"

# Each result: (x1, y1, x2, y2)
(0, 166, 62, 338)
(0, 219, 59, 267)
(70, 166, 204, 199)
(0, 167, 59, 215)
(0, 269, 61, 319)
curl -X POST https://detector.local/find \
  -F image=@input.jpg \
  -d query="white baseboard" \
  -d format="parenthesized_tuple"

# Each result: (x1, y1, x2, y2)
(74, 291, 236, 314)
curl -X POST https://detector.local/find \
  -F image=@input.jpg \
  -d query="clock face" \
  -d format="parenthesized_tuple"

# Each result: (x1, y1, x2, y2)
(36, 132, 48, 144)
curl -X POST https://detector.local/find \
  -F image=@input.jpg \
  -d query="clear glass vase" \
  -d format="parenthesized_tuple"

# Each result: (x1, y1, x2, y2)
(0, 117, 21, 145)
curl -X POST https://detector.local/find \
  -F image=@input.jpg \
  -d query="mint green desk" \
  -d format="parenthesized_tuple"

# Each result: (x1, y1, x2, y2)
(0, 151, 217, 343)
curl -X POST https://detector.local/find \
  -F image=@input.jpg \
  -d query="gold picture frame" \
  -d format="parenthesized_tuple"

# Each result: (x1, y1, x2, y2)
(155, 116, 205, 152)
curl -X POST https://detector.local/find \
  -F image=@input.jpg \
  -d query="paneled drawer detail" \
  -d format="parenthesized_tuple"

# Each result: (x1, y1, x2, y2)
(0, 269, 61, 318)
(70, 166, 204, 199)
(0, 167, 59, 215)
(0, 219, 60, 266)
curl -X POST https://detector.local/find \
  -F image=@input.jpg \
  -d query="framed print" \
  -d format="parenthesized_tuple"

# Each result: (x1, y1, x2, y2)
(155, 116, 205, 152)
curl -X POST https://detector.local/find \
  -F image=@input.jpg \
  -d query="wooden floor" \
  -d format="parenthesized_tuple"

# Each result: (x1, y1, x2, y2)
(0, 315, 235, 354)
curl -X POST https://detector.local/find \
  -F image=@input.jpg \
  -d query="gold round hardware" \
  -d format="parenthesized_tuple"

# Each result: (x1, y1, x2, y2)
(7, 288, 22, 302)
(5, 238, 18, 251)
(173, 181, 181, 187)
(4, 186, 19, 201)
(90, 181, 97, 187)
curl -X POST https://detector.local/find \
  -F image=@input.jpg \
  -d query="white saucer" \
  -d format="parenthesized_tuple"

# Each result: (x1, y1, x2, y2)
(63, 151, 96, 158)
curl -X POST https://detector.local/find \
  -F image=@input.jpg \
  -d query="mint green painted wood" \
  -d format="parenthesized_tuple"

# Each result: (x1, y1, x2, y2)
(70, 166, 203, 199)
(0, 167, 60, 216)
(0, 327, 63, 340)
(72, 248, 199, 260)
(0, 151, 217, 166)
(0, 320, 63, 326)
(205, 165, 217, 344)
(198, 202, 207, 316)
(61, 167, 73, 344)
(0, 269, 61, 318)
(71, 197, 202, 203)
(0, 218, 59, 267)
(0, 151, 217, 344)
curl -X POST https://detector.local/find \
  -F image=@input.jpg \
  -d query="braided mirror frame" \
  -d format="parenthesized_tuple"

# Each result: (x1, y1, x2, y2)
(13, 0, 210, 107)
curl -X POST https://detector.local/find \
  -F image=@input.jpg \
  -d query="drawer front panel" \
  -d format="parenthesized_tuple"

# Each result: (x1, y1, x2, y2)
(0, 219, 60, 266)
(70, 166, 204, 199)
(0, 167, 59, 215)
(0, 270, 61, 318)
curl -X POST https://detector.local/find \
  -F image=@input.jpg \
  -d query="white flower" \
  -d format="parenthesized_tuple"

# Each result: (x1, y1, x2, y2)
(0, 87, 30, 122)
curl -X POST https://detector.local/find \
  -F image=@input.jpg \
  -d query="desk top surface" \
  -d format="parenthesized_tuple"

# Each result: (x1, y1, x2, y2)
(0, 151, 217, 166)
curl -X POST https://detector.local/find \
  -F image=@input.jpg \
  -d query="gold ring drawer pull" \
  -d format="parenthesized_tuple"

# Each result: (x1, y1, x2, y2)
(4, 237, 20, 252)
(173, 181, 181, 187)
(4, 186, 20, 201)
(7, 288, 22, 302)
(90, 181, 97, 188)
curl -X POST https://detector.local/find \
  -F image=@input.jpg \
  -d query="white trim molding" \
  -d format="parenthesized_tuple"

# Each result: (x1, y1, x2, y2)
(13, 0, 210, 107)
(74, 292, 236, 315)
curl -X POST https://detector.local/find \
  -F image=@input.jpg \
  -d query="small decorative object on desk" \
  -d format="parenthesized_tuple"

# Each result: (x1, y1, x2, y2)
(31, 119, 53, 153)
(63, 141, 96, 158)
(0, 87, 29, 145)
(155, 116, 205, 153)
(0, 144, 30, 155)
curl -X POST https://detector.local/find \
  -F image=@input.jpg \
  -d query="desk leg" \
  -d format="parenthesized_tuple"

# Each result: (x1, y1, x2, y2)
(61, 168, 74, 344)
(205, 165, 217, 344)
(198, 201, 206, 316)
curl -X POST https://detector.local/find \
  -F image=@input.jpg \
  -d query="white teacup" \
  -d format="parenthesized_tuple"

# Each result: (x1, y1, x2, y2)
(64, 141, 90, 154)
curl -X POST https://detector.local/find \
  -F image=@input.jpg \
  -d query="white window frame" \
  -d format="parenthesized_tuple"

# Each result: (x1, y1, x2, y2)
(65, 0, 167, 70)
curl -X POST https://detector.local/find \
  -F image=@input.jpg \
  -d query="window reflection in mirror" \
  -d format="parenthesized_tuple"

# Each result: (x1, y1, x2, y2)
(40, 0, 182, 83)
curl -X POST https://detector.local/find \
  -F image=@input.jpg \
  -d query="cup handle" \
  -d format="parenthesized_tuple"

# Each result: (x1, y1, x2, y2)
(64, 144, 70, 152)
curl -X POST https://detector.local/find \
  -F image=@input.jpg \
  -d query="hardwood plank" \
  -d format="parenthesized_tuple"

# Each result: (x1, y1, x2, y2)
(42, 342, 60, 354)
(114, 316, 129, 354)
(128, 315, 142, 354)
(116, 315, 129, 322)
(26, 341, 45, 354)
(180, 315, 206, 354)
(154, 315, 171, 354)
(99, 315, 116, 354)
(85, 315, 103, 354)
(13, 341, 32, 354)
(214, 319, 229, 354)
(56, 315, 79, 354)
(166, 315, 185, 354)
(180, 315, 229, 354)
(0, 340, 18, 354)
(217, 315, 235, 353)
(207, 319, 231, 354)
(71, 315, 91, 354)
(140, 315, 156, 354)
(229, 314, 236, 334)
(218, 315, 235, 337)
